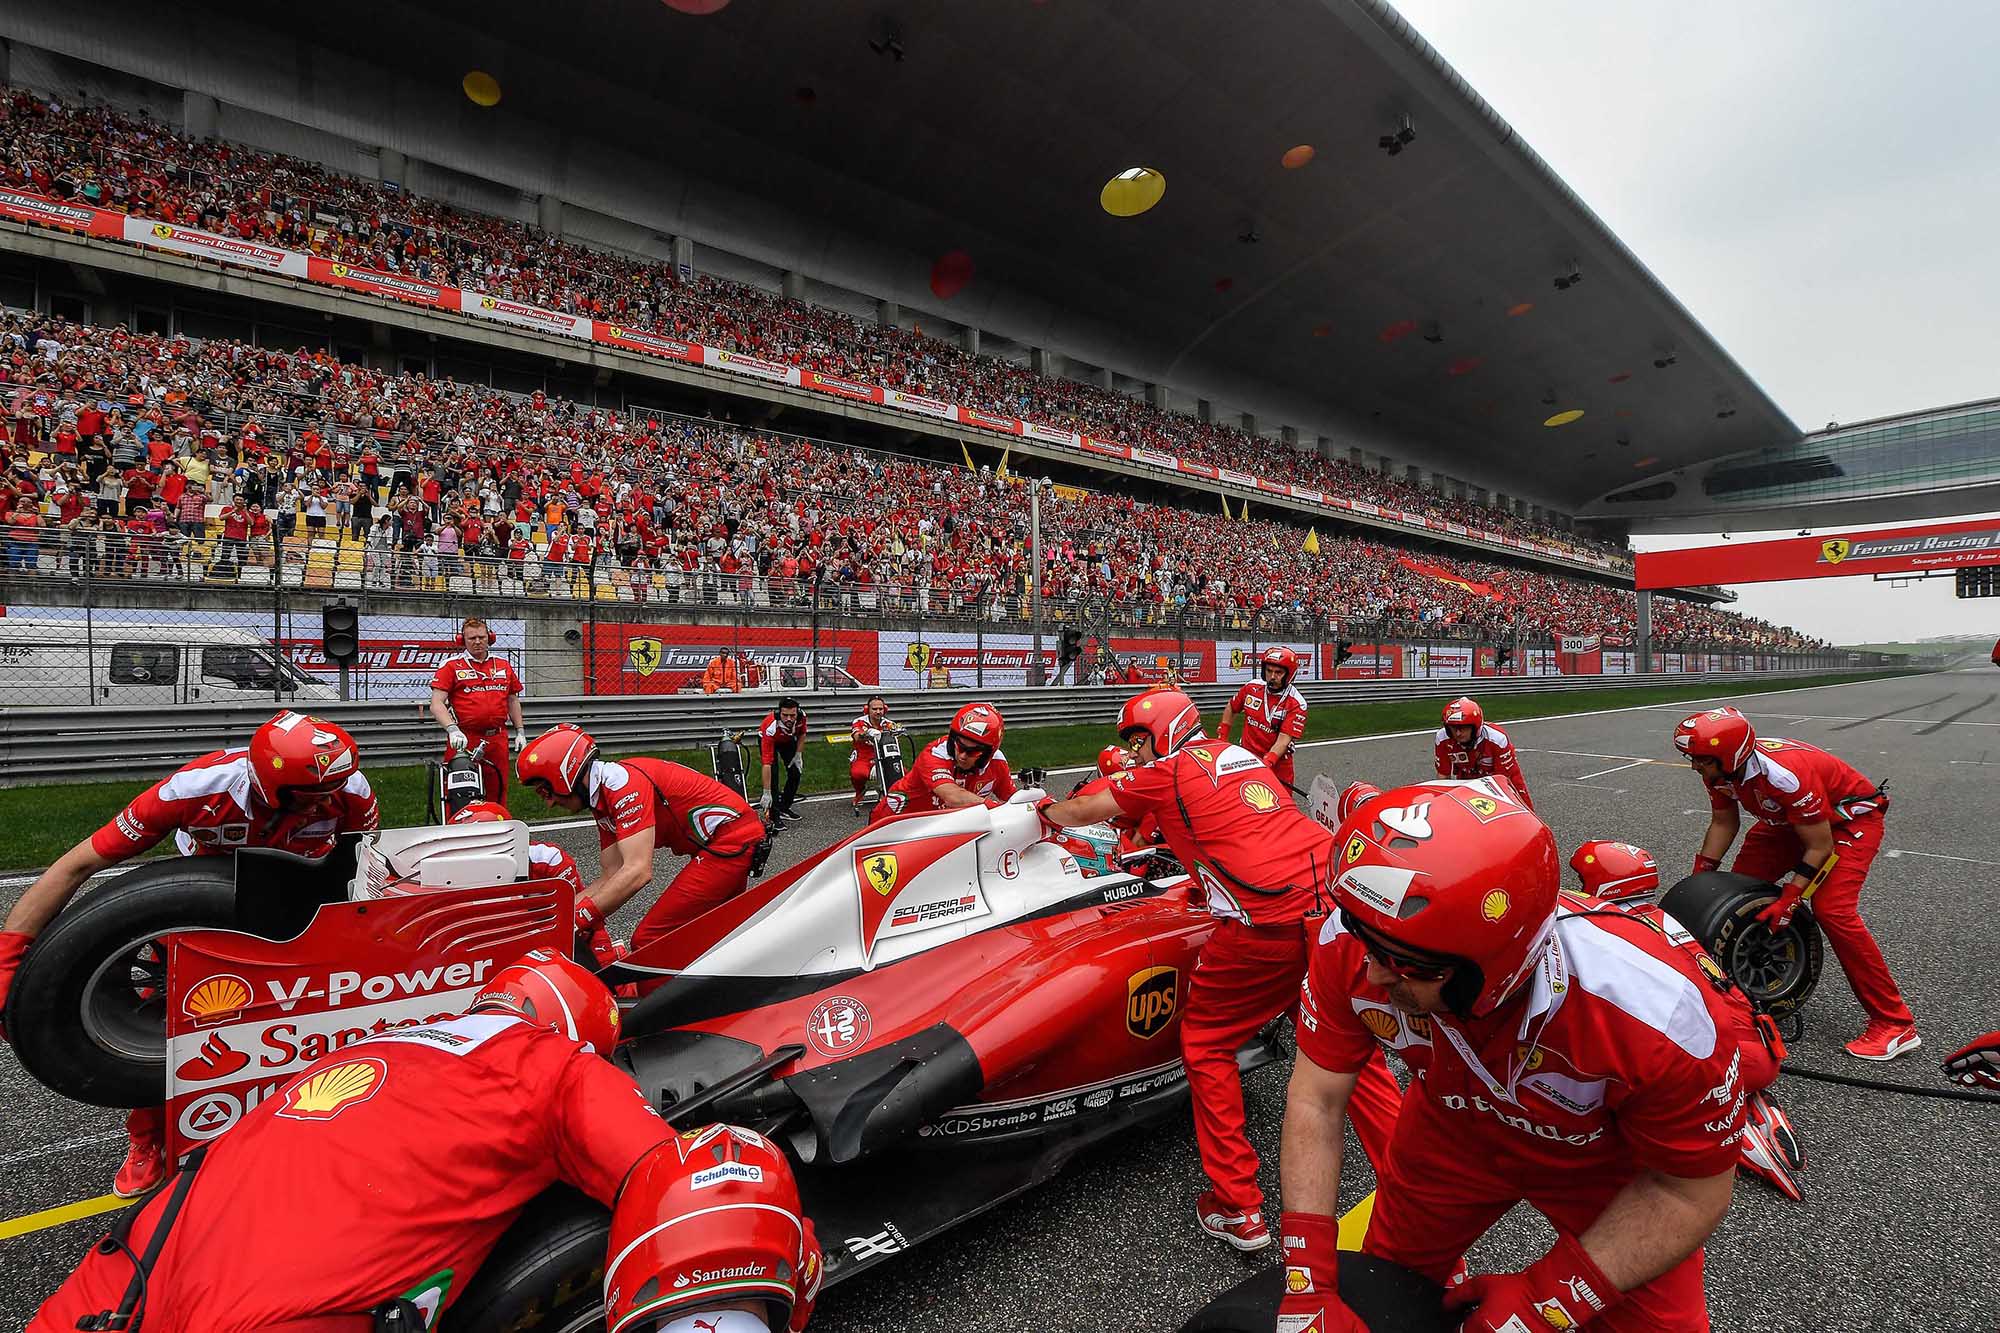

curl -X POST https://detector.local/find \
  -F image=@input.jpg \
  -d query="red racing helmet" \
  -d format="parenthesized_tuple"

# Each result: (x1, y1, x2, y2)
(948, 703, 1004, 759)
(449, 800, 511, 824)
(517, 723, 599, 799)
(248, 711, 361, 809)
(1569, 840, 1660, 901)
(1332, 779, 1560, 1018)
(1097, 744, 1136, 777)
(1259, 645, 1299, 690)
(1118, 688, 1204, 757)
(1441, 696, 1484, 731)
(470, 948, 620, 1055)
(1672, 706, 1756, 773)
(604, 1125, 821, 1333)
(1336, 780, 1383, 824)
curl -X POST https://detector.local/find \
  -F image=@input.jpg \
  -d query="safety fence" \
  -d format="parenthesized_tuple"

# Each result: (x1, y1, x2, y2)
(0, 665, 1914, 787)
(0, 588, 1880, 711)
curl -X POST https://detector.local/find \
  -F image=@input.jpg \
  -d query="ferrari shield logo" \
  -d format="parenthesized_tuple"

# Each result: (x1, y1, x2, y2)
(626, 637, 664, 677)
(1344, 833, 1367, 865)
(1467, 795, 1498, 817)
(863, 852, 900, 896)
(905, 641, 932, 670)
(1819, 539, 1851, 564)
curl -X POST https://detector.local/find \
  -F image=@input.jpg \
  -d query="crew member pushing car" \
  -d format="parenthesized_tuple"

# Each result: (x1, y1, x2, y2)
(1434, 696, 1532, 808)
(450, 799, 627, 971)
(1218, 646, 1308, 790)
(518, 725, 764, 961)
(429, 617, 527, 802)
(870, 703, 1016, 822)
(0, 710, 377, 1200)
(1036, 690, 1402, 1252)
(1675, 706, 1916, 1061)
(1278, 780, 1766, 1333)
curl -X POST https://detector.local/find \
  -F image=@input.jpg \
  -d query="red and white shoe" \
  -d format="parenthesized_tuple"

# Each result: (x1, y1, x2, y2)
(112, 1139, 169, 1199)
(1844, 1021, 1921, 1062)
(1194, 1190, 1271, 1251)
(1737, 1121, 1803, 1201)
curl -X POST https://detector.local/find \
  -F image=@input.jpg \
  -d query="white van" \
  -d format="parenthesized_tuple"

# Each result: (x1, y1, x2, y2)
(0, 618, 338, 707)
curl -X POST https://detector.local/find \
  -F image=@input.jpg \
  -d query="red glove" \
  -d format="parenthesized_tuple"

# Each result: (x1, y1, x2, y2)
(1693, 854, 1722, 876)
(789, 1217, 823, 1333)
(1754, 879, 1806, 929)
(0, 930, 31, 1043)
(1277, 1212, 1368, 1333)
(1033, 795, 1063, 837)
(1943, 1031, 2000, 1090)
(1445, 1232, 1618, 1331)
(573, 899, 622, 970)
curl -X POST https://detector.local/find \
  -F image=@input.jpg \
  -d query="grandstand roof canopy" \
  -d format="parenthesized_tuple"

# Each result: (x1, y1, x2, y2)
(203, 0, 1801, 512)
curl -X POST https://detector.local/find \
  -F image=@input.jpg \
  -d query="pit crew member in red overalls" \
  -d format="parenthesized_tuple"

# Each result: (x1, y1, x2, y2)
(1064, 744, 1162, 859)
(1037, 690, 1402, 1252)
(1435, 696, 1533, 808)
(1218, 646, 1308, 790)
(1, 711, 377, 1200)
(758, 696, 809, 825)
(28, 951, 675, 1333)
(847, 695, 897, 817)
(1278, 780, 1763, 1333)
(869, 703, 1016, 822)
(1675, 706, 1916, 1061)
(605, 1124, 823, 1333)
(450, 799, 627, 972)
(429, 617, 527, 802)
(519, 725, 764, 957)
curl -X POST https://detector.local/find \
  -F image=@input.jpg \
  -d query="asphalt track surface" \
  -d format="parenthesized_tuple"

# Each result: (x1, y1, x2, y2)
(3, 670, 1997, 1332)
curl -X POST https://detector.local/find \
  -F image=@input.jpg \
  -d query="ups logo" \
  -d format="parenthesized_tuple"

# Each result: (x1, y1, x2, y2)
(1126, 966, 1178, 1039)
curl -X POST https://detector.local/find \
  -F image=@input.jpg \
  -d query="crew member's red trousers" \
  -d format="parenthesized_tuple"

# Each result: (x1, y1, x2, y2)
(629, 827, 762, 956)
(1181, 918, 1402, 1214)
(1731, 812, 1911, 1025)
(849, 755, 874, 799)
(1363, 1092, 1710, 1332)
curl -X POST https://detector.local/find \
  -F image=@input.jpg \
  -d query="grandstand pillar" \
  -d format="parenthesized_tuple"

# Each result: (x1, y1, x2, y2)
(1376, 454, 1395, 475)
(1095, 366, 1113, 389)
(671, 236, 695, 282)
(1032, 347, 1052, 377)
(1636, 590, 1654, 673)
(378, 147, 408, 188)
(1197, 399, 1213, 423)
(1145, 382, 1166, 408)
(183, 91, 220, 140)
(536, 193, 564, 237)
(1240, 412, 1258, 437)
(877, 300, 901, 328)
(1282, 426, 1300, 450)
(1348, 446, 1366, 468)
(1316, 435, 1334, 458)
(0, 41, 10, 88)
(964, 327, 981, 355)
(783, 271, 806, 302)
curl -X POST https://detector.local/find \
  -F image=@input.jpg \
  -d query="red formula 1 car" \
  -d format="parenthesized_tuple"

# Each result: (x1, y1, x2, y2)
(7, 797, 1275, 1331)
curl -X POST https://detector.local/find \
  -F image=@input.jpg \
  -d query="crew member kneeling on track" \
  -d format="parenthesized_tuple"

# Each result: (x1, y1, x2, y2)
(1674, 706, 1916, 1061)
(0, 711, 377, 1202)
(1277, 780, 1768, 1333)
(1035, 689, 1401, 1253)
(518, 724, 764, 974)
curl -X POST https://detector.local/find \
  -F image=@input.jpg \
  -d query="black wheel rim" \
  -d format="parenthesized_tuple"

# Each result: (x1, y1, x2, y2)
(80, 932, 172, 1063)
(1726, 923, 1809, 1010)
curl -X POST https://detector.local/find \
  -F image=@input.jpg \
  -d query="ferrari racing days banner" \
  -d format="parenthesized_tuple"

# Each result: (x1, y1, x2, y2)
(1634, 516, 2000, 589)
(0, 184, 1624, 572)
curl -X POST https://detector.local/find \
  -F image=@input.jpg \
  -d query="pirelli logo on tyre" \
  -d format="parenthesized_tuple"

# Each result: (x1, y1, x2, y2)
(1126, 966, 1178, 1039)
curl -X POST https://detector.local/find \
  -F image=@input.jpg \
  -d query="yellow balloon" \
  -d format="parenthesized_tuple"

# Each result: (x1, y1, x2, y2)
(1100, 167, 1166, 218)
(1543, 409, 1586, 427)
(462, 71, 502, 108)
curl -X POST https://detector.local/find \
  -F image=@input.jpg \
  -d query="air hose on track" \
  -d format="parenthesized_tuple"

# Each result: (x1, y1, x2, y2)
(1778, 1063, 2000, 1105)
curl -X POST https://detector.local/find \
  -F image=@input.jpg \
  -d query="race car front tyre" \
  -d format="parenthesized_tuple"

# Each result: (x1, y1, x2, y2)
(1658, 870, 1825, 1018)
(6, 859, 237, 1107)
(448, 1184, 610, 1333)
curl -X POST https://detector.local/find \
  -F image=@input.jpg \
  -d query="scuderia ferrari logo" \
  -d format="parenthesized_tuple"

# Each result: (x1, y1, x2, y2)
(863, 852, 900, 896)
(1126, 966, 1178, 1039)
(1819, 539, 1851, 564)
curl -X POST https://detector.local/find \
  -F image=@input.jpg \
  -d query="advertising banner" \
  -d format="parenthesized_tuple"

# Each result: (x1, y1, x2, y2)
(958, 407, 1020, 435)
(126, 217, 307, 276)
(1178, 460, 1219, 480)
(877, 630, 1049, 690)
(459, 289, 591, 340)
(594, 322, 705, 364)
(1024, 423, 1083, 448)
(1634, 516, 2000, 589)
(0, 189, 123, 237)
(1330, 644, 1403, 679)
(883, 388, 955, 419)
(1102, 635, 1215, 685)
(1079, 439, 1128, 459)
(1132, 448, 1178, 470)
(1214, 639, 1317, 683)
(702, 347, 797, 384)
(309, 259, 452, 308)
(1407, 645, 1474, 678)
(1219, 469, 1256, 488)
(584, 623, 878, 695)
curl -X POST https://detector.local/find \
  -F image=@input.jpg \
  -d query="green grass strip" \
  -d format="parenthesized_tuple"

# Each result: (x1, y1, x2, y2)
(0, 670, 1915, 873)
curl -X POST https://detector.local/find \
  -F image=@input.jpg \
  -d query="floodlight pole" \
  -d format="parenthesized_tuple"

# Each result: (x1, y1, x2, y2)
(1030, 478, 1045, 686)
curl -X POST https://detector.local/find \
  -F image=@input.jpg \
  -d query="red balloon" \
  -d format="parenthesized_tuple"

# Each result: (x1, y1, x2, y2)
(663, 0, 732, 13)
(1213, 276, 1234, 294)
(930, 250, 975, 300)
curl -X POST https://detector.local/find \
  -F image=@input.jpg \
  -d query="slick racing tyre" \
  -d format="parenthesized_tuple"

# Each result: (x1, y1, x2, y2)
(5, 859, 238, 1108)
(449, 1185, 611, 1333)
(1658, 870, 1824, 1018)
(1176, 1253, 1450, 1332)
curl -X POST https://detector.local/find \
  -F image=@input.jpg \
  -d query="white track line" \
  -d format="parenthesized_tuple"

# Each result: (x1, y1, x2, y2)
(0, 1130, 123, 1168)
(1574, 759, 1655, 780)
(1882, 849, 2000, 869)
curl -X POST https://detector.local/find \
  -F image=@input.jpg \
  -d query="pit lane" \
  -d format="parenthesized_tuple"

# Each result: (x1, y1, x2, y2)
(2, 671, 1995, 1331)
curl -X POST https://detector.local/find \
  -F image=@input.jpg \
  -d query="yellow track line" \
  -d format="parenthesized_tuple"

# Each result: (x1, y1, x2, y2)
(1337, 1190, 1375, 1250)
(0, 1192, 126, 1241)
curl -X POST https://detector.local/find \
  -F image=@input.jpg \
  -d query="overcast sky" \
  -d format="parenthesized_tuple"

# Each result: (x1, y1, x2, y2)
(1388, 0, 2000, 644)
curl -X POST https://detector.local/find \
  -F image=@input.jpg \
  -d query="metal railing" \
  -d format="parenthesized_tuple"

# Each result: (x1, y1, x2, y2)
(0, 666, 1911, 788)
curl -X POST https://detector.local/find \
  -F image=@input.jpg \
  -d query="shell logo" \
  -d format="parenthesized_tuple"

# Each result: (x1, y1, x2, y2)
(1240, 781, 1277, 813)
(1536, 1300, 1577, 1330)
(1479, 889, 1510, 922)
(1285, 1267, 1311, 1294)
(277, 1057, 388, 1121)
(1359, 1009, 1399, 1041)
(183, 974, 252, 1025)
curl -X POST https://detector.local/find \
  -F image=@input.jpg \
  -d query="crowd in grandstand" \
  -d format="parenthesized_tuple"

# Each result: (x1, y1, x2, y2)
(0, 85, 1625, 564)
(0, 309, 1829, 651)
